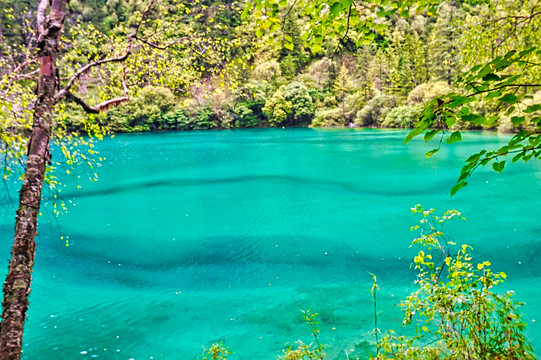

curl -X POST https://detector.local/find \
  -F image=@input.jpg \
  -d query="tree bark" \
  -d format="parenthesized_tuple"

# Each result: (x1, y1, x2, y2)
(0, 0, 65, 358)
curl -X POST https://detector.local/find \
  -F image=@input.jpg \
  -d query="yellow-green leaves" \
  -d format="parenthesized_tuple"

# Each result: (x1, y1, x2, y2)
(382, 206, 534, 359)
(477, 261, 491, 270)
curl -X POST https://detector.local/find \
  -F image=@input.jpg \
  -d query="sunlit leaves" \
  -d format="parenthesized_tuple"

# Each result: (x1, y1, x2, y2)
(249, 0, 440, 56)
(379, 207, 534, 358)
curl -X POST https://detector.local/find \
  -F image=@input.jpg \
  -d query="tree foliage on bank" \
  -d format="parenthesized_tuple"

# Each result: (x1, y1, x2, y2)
(6, 0, 540, 144)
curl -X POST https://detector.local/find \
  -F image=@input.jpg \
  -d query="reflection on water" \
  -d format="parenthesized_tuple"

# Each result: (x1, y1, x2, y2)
(0, 128, 539, 359)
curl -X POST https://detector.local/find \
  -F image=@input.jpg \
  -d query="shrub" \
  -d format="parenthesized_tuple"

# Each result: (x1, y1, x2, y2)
(283, 82, 314, 124)
(199, 342, 231, 360)
(354, 94, 396, 127)
(162, 108, 195, 130)
(233, 101, 263, 128)
(310, 108, 346, 127)
(252, 60, 282, 83)
(262, 87, 291, 126)
(373, 206, 535, 360)
(263, 82, 314, 126)
(294, 74, 319, 91)
(408, 81, 453, 104)
(307, 58, 336, 88)
(381, 105, 421, 128)
(280, 54, 299, 80)
(105, 86, 178, 132)
(343, 91, 365, 120)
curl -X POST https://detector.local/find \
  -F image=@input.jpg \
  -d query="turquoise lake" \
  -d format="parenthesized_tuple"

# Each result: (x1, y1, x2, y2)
(0, 128, 540, 359)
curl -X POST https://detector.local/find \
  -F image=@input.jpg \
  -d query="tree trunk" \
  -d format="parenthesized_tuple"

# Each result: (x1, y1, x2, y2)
(0, 0, 65, 358)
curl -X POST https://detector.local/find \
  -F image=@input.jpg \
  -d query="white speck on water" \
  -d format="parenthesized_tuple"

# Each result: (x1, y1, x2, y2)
(80, 351, 87, 355)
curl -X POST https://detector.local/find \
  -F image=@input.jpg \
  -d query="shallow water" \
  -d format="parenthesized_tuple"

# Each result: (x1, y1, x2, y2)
(0, 128, 540, 359)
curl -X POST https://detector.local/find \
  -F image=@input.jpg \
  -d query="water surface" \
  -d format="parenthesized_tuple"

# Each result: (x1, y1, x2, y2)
(1, 128, 540, 359)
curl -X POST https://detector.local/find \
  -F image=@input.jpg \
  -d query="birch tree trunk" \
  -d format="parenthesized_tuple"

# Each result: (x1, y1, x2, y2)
(0, 0, 65, 358)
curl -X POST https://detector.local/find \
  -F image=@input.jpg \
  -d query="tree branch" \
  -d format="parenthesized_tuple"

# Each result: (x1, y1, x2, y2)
(134, 35, 189, 50)
(65, 68, 129, 113)
(467, 83, 541, 97)
(55, 0, 157, 101)
(55, 48, 132, 101)
(36, 0, 50, 36)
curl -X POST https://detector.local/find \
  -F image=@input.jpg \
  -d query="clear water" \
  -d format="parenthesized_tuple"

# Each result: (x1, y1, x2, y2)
(0, 128, 540, 359)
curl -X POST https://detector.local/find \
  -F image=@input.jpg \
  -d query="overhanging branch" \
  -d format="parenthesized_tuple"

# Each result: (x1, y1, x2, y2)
(55, 0, 157, 102)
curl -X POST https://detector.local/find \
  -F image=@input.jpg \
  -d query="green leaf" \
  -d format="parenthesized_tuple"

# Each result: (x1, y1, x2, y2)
(499, 94, 519, 104)
(524, 104, 541, 113)
(446, 131, 462, 144)
(445, 117, 456, 128)
(511, 116, 525, 126)
(486, 91, 501, 99)
(476, 65, 493, 79)
(424, 129, 439, 142)
(404, 126, 424, 144)
(512, 152, 523, 163)
(492, 160, 506, 173)
(486, 116, 498, 125)
(468, 64, 483, 73)
(519, 47, 536, 57)
(450, 181, 467, 197)
(310, 43, 322, 53)
(448, 96, 474, 108)
(496, 74, 521, 87)
(529, 136, 541, 146)
(283, 41, 294, 50)
(425, 148, 439, 158)
(505, 105, 516, 116)
(461, 113, 485, 125)
(329, 2, 342, 17)
(466, 153, 480, 163)
(503, 50, 518, 59)
(373, 23, 386, 32)
(482, 73, 500, 81)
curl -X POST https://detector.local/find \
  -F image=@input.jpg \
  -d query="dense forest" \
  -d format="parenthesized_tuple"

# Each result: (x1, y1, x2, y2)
(1, 0, 539, 135)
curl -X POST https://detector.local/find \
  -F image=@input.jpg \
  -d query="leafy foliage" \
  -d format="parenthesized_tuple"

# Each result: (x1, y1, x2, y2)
(382, 105, 421, 128)
(374, 205, 535, 359)
(199, 341, 232, 360)
(355, 94, 397, 127)
(406, 48, 541, 195)
(280, 310, 325, 360)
